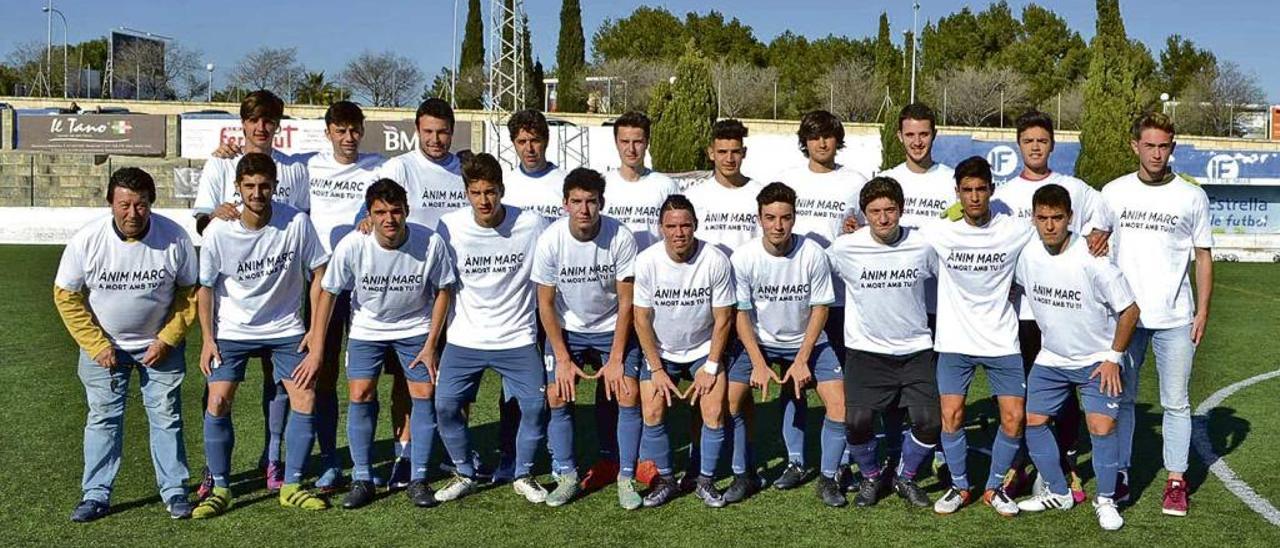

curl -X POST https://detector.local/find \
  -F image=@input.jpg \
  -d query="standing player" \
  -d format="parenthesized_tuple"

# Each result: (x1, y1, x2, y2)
(826, 177, 940, 509)
(379, 98, 468, 231)
(533, 168, 642, 508)
(633, 195, 735, 508)
(730, 183, 845, 506)
(431, 153, 551, 504)
(192, 153, 330, 518)
(503, 109, 568, 221)
(1012, 184, 1140, 531)
(55, 168, 198, 522)
(603, 111, 680, 250)
(922, 157, 1035, 516)
(307, 179, 455, 509)
(1102, 112, 1213, 516)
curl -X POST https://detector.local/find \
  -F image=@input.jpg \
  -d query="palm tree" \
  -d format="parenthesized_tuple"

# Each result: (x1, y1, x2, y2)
(294, 71, 349, 105)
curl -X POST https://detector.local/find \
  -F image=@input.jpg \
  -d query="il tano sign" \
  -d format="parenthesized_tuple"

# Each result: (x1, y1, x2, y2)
(16, 114, 167, 155)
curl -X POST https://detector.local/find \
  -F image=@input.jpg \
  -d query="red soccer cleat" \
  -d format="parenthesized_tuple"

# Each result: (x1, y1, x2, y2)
(579, 459, 620, 492)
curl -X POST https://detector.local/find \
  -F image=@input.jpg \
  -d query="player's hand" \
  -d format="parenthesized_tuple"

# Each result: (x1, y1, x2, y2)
(140, 340, 171, 367)
(782, 360, 813, 399)
(842, 214, 860, 234)
(199, 338, 221, 377)
(648, 368, 679, 407)
(555, 355, 595, 403)
(687, 369, 716, 406)
(600, 354, 630, 401)
(212, 202, 241, 221)
(1092, 360, 1122, 397)
(356, 216, 374, 235)
(1086, 229, 1111, 257)
(408, 344, 439, 383)
(93, 347, 118, 369)
(212, 141, 242, 159)
(292, 353, 322, 389)
(1191, 311, 1209, 346)
(750, 363, 781, 401)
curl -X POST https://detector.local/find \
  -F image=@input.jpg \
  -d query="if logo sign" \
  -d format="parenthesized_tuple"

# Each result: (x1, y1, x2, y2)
(987, 145, 1019, 177)
(1207, 154, 1239, 181)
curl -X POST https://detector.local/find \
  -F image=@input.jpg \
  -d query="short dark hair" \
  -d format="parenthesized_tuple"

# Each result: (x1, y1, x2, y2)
(859, 176, 904, 212)
(898, 103, 936, 132)
(416, 98, 455, 130)
(106, 167, 156, 204)
(659, 194, 697, 226)
(508, 109, 550, 142)
(1031, 183, 1072, 214)
(240, 90, 284, 122)
(236, 152, 277, 184)
(1131, 111, 1176, 140)
(365, 178, 409, 211)
(613, 111, 651, 139)
(711, 119, 748, 142)
(953, 156, 993, 188)
(461, 152, 504, 193)
(325, 100, 365, 128)
(797, 110, 845, 157)
(1015, 110, 1055, 142)
(756, 182, 796, 212)
(563, 167, 606, 200)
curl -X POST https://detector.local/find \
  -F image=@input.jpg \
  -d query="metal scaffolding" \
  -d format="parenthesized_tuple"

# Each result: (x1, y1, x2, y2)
(485, 0, 525, 169)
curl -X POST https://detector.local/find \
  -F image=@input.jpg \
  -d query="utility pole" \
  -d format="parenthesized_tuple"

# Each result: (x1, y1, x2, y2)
(910, 1, 920, 104)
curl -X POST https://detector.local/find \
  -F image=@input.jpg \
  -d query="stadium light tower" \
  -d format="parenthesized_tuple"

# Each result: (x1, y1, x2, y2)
(910, 1, 920, 104)
(42, 5, 68, 99)
(206, 63, 214, 102)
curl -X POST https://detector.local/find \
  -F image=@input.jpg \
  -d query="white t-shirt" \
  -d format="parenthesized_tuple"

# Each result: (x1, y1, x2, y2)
(323, 225, 456, 342)
(603, 168, 680, 250)
(55, 214, 198, 351)
(880, 162, 955, 229)
(684, 178, 765, 256)
(194, 150, 311, 214)
(504, 164, 566, 221)
(437, 205, 549, 350)
(921, 213, 1035, 357)
(780, 164, 868, 247)
(633, 241, 735, 362)
(1016, 236, 1136, 367)
(199, 204, 329, 341)
(732, 235, 834, 350)
(305, 152, 384, 253)
(531, 216, 638, 334)
(827, 227, 936, 356)
(1102, 173, 1214, 329)
(378, 150, 466, 231)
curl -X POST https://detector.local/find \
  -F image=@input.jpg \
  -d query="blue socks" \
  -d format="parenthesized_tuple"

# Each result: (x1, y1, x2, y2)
(514, 398, 547, 478)
(1026, 424, 1068, 494)
(595, 389, 619, 461)
(548, 405, 576, 475)
(819, 418, 845, 479)
(941, 430, 970, 490)
(263, 381, 287, 462)
(642, 423, 672, 476)
(315, 389, 340, 470)
(1091, 430, 1120, 498)
(849, 439, 881, 479)
(700, 424, 725, 478)
(203, 412, 234, 488)
(435, 397, 474, 477)
(729, 413, 748, 475)
(1117, 400, 1136, 472)
(986, 429, 1023, 490)
(284, 410, 316, 484)
(347, 400, 378, 481)
(898, 432, 935, 480)
(782, 394, 807, 466)
(617, 405, 642, 479)
(410, 397, 437, 481)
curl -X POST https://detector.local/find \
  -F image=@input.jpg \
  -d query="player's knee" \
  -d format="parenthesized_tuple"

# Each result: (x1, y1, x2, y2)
(289, 390, 315, 413)
(908, 407, 942, 445)
(1086, 414, 1116, 436)
(207, 394, 234, 416)
(406, 381, 433, 400)
(546, 387, 566, 408)
(999, 405, 1025, 434)
(701, 402, 725, 429)
(348, 383, 377, 403)
(642, 403, 665, 426)
(940, 405, 965, 432)
(1025, 413, 1050, 428)
(845, 407, 875, 445)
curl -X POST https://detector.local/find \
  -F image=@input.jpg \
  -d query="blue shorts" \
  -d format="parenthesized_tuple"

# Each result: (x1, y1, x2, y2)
(347, 334, 432, 384)
(544, 330, 641, 381)
(436, 343, 545, 402)
(1026, 363, 1122, 419)
(639, 355, 708, 382)
(936, 352, 1026, 397)
(728, 342, 843, 384)
(209, 336, 305, 384)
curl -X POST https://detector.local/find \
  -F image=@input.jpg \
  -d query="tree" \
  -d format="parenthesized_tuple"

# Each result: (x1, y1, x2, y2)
(997, 5, 1089, 106)
(711, 60, 776, 118)
(452, 0, 486, 109)
(230, 47, 303, 96)
(340, 50, 424, 107)
(871, 13, 903, 109)
(459, 0, 485, 70)
(820, 59, 879, 122)
(1038, 82, 1085, 130)
(592, 7, 687, 62)
(1076, 0, 1146, 188)
(112, 40, 205, 100)
(1157, 35, 1216, 98)
(766, 31, 819, 119)
(649, 41, 716, 172)
(522, 15, 544, 110)
(683, 11, 768, 66)
(933, 66, 1029, 127)
(556, 0, 587, 112)
(294, 71, 348, 105)
(591, 57, 674, 113)
(1178, 61, 1267, 137)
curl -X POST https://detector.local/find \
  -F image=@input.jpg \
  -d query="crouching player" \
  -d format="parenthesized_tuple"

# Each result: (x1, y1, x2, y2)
(730, 182, 846, 507)
(1013, 184, 1139, 531)
(307, 179, 455, 509)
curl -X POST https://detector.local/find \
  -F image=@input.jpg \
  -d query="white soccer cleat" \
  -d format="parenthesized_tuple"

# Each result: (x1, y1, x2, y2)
(984, 488, 1021, 516)
(1017, 490, 1075, 512)
(433, 475, 477, 503)
(933, 487, 972, 514)
(1094, 497, 1124, 531)
(513, 477, 548, 504)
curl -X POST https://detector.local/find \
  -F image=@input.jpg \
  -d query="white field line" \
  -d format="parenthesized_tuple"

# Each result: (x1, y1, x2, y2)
(1192, 368, 1280, 527)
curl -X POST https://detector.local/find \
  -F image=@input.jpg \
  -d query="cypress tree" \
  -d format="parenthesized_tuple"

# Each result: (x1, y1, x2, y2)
(456, 0, 485, 109)
(522, 15, 544, 109)
(1076, 0, 1143, 188)
(874, 13, 906, 170)
(649, 41, 716, 172)
(556, 0, 587, 112)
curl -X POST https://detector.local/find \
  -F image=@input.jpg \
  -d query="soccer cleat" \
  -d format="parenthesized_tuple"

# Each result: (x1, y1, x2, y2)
(642, 475, 678, 508)
(1068, 470, 1087, 505)
(546, 472, 581, 507)
(279, 484, 330, 511)
(1018, 490, 1075, 512)
(315, 467, 346, 494)
(933, 487, 972, 515)
(513, 476, 548, 504)
(694, 475, 727, 508)
(434, 475, 477, 503)
(388, 458, 411, 490)
(579, 459, 620, 492)
(191, 487, 232, 519)
(677, 472, 698, 493)
(196, 466, 215, 500)
(406, 480, 439, 508)
(894, 476, 931, 508)
(1114, 471, 1131, 504)
(635, 460, 659, 487)
(773, 462, 807, 490)
(983, 487, 1020, 516)
(491, 453, 516, 485)
(166, 495, 193, 519)
(265, 460, 285, 493)
(70, 499, 109, 523)
(722, 473, 764, 504)
(437, 450, 492, 481)
(815, 475, 848, 508)
(617, 478, 643, 510)
(1094, 496, 1125, 531)
(853, 475, 888, 507)
(1162, 478, 1189, 516)
(837, 465, 856, 493)
(343, 480, 376, 510)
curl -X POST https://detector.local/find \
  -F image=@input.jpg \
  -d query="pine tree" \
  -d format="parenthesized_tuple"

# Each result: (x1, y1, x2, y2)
(556, 0, 587, 112)
(1076, 0, 1143, 188)
(456, 0, 485, 109)
(649, 41, 716, 172)
(874, 13, 906, 170)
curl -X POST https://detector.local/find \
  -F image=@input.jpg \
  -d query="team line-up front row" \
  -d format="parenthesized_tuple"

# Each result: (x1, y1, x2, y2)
(55, 94, 1213, 534)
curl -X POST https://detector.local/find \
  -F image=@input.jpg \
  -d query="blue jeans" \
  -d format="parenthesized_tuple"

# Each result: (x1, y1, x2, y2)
(77, 344, 189, 504)
(1119, 323, 1195, 474)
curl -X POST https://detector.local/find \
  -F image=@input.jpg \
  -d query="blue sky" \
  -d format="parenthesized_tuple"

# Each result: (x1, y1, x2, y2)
(4, 0, 1276, 102)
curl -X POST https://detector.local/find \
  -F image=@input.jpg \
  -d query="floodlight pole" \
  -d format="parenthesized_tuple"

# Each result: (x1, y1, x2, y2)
(910, 1, 920, 104)
(42, 7, 68, 99)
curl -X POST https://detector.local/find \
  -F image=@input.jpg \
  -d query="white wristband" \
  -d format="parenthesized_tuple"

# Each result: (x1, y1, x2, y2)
(1103, 350, 1124, 365)
(701, 360, 720, 375)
